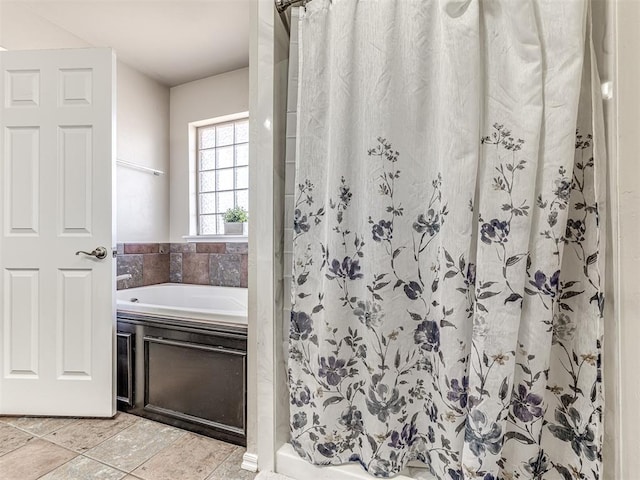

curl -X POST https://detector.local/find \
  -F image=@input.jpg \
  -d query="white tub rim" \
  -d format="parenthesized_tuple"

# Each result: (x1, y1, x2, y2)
(116, 283, 248, 328)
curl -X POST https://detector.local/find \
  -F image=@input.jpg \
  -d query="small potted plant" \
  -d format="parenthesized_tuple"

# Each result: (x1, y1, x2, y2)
(223, 206, 248, 235)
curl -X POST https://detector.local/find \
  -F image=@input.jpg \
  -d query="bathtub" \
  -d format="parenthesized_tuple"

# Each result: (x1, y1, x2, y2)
(116, 283, 248, 328)
(116, 282, 248, 445)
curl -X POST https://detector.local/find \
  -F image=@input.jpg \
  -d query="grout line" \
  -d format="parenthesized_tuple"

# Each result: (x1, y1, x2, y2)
(127, 424, 191, 464)
(4, 417, 80, 438)
(28, 440, 79, 479)
(86, 418, 189, 474)
(45, 414, 142, 455)
(34, 448, 137, 480)
(127, 424, 240, 480)
(0, 431, 35, 459)
(6, 424, 39, 437)
(3, 415, 246, 479)
(81, 414, 143, 453)
(78, 453, 132, 478)
(34, 450, 82, 479)
(206, 445, 242, 478)
(81, 419, 147, 471)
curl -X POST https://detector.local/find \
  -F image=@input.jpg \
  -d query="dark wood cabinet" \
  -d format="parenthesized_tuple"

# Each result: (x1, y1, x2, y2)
(117, 313, 247, 446)
(116, 332, 134, 407)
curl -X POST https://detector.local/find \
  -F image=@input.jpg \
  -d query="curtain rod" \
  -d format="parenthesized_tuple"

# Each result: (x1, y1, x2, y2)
(275, 0, 310, 35)
(116, 159, 164, 176)
(275, 0, 307, 14)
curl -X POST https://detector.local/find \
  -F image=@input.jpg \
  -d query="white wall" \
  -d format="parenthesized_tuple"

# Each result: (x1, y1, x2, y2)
(613, 1, 640, 478)
(169, 67, 250, 242)
(117, 62, 170, 242)
(0, 1, 171, 243)
(591, 1, 620, 478)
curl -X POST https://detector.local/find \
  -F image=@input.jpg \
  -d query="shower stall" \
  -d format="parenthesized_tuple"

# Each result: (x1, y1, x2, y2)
(247, 0, 632, 478)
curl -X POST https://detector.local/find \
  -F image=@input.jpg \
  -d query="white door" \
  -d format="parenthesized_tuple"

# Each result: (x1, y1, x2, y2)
(0, 48, 116, 416)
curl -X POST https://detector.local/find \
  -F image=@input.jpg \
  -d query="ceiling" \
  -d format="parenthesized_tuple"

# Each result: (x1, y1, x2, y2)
(0, 0, 251, 87)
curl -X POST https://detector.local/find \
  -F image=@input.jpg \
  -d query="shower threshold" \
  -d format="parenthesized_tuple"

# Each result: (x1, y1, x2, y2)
(275, 444, 435, 480)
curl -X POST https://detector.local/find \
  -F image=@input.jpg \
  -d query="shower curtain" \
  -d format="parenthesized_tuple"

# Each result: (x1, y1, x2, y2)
(288, 0, 605, 478)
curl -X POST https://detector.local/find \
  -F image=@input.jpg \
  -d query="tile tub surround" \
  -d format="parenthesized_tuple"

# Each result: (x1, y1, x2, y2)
(170, 242, 248, 288)
(0, 413, 256, 480)
(117, 243, 170, 289)
(117, 242, 248, 289)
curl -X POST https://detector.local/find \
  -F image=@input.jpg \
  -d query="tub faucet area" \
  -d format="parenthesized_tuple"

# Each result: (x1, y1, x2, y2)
(116, 273, 132, 282)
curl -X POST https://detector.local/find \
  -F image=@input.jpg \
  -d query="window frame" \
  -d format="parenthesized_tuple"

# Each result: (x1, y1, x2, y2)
(186, 112, 249, 240)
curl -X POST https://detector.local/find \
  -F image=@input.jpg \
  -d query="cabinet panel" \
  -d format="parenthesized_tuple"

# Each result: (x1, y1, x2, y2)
(144, 337, 246, 434)
(116, 332, 133, 407)
(116, 316, 247, 445)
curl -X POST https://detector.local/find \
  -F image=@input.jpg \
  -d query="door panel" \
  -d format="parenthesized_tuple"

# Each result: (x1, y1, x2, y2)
(5, 69, 40, 107)
(0, 48, 115, 416)
(58, 126, 93, 235)
(57, 269, 93, 378)
(3, 269, 39, 377)
(4, 127, 39, 235)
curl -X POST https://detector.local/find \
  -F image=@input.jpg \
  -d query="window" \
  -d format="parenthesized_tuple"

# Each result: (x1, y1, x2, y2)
(197, 117, 249, 235)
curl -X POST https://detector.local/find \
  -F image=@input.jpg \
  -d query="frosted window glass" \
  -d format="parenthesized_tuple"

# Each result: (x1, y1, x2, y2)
(217, 124, 234, 146)
(237, 190, 249, 210)
(217, 191, 234, 214)
(200, 127, 215, 149)
(200, 215, 217, 234)
(200, 150, 215, 171)
(216, 169, 234, 191)
(235, 121, 249, 143)
(200, 171, 215, 193)
(200, 193, 216, 214)
(217, 146, 234, 169)
(217, 215, 225, 233)
(236, 167, 249, 189)
(236, 144, 248, 166)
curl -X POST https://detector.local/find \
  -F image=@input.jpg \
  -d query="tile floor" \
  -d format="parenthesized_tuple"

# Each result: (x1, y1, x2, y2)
(0, 413, 257, 480)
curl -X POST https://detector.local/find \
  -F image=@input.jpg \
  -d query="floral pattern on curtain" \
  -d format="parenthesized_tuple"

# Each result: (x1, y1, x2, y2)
(288, 0, 605, 478)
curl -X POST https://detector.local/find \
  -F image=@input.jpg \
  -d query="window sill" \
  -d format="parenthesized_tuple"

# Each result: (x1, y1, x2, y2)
(183, 235, 248, 243)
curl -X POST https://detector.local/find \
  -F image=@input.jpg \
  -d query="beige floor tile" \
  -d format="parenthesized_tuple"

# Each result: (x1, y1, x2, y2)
(39, 455, 127, 480)
(45, 412, 139, 453)
(5, 417, 78, 436)
(0, 423, 34, 456)
(0, 438, 77, 480)
(207, 448, 257, 480)
(132, 433, 237, 480)
(85, 418, 186, 472)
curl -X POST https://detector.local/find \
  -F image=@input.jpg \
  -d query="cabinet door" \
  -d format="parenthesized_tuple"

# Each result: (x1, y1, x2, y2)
(144, 336, 246, 436)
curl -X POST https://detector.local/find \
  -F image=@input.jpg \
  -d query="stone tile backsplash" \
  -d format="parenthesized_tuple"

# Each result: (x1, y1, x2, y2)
(181, 253, 210, 285)
(117, 242, 169, 289)
(117, 242, 248, 290)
